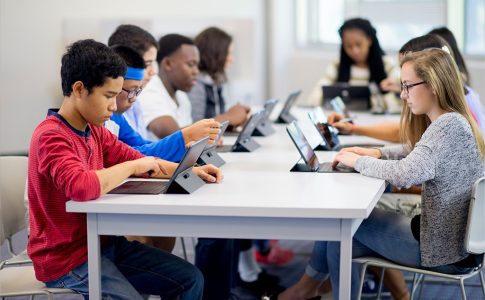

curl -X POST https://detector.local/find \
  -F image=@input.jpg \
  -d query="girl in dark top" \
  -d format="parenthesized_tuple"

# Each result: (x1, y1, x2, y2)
(188, 27, 250, 128)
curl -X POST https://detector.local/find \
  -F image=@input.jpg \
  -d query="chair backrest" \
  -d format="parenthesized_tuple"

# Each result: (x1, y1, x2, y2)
(0, 156, 29, 245)
(465, 176, 485, 254)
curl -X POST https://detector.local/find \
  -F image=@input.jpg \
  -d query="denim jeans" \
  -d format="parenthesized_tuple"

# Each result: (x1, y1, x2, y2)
(253, 240, 271, 253)
(195, 238, 239, 300)
(306, 208, 471, 300)
(45, 236, 203, 300)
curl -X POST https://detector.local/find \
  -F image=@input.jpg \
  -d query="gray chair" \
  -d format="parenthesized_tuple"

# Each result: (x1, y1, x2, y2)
(354, 176, 485, 300)
(0, 156, 76, 299)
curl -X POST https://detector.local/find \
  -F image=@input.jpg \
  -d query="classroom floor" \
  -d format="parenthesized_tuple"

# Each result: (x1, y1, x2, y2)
(2, 231, 484, 300)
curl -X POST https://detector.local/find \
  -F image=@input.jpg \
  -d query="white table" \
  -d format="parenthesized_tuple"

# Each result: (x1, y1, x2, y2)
(67, 109, 397, 300)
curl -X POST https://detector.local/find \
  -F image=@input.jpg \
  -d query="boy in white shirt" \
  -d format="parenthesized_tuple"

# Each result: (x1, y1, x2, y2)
(138, 34, 215, 140)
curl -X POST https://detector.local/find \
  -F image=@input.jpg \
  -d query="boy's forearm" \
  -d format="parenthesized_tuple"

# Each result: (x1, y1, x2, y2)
(95, 161, 136, 195)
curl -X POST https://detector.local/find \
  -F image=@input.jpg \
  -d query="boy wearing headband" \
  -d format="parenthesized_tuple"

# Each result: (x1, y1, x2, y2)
(106, 45, 186, 162)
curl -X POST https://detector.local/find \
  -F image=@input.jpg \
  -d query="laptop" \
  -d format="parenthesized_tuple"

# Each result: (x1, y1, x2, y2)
(286, 121, 355, 173)
(217, 110, 265, 152)
(275, 90, 302, 124)
(198, 121, 229, 167)
(108, 137, 209, 194)
(253, 98, 279, 136)
(308, 107, 384, 150)
(323, 84, 370, 111)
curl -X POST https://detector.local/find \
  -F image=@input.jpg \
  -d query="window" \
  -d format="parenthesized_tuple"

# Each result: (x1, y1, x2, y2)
(465, 0, 485, 55)
(296, 0, 454, 52)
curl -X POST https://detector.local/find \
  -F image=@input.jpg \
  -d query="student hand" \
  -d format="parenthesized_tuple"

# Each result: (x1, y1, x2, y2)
(332, 121, 354, 135)
(132, 157, 169, 177)
(193, 164, 223, 183)
(183, 119, 221, 145)
(225, 104, 251, 127)
(380, 78, 400, 93)
(341, 147, 382, 158)
(327, 112, 345, 124)
(332, 151, 361, 169)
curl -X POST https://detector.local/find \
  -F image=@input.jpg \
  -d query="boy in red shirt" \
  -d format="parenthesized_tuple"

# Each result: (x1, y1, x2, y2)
(28, 39, 222, 300)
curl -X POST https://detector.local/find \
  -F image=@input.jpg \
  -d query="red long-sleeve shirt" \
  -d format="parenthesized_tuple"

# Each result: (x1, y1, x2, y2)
(27, 111, 144, 282)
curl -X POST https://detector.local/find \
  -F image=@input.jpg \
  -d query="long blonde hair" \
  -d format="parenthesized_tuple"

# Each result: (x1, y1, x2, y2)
(400, 48, 485, 156)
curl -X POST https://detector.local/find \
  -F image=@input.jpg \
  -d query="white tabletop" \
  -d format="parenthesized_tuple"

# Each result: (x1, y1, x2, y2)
(67, 109, 393, 220)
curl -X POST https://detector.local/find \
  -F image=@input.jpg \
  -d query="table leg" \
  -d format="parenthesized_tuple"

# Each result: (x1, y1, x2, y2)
(339, 219, 353, 300)
(87, 213, 101, 300)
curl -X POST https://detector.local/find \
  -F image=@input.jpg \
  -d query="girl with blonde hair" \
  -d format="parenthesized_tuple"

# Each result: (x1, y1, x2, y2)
(278, 48, 484, 300)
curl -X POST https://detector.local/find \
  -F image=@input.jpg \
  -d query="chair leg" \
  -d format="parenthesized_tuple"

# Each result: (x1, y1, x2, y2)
(6, 237, 16, 256)
(357, 263, 368, 300)
(376, 267, 385, 300)
(417, 275, 425, 300)
(480, 270, 485, 298)
(459, 278, 467, 300)
(180, 237, 188, 261)
(410, 273, 418, 300)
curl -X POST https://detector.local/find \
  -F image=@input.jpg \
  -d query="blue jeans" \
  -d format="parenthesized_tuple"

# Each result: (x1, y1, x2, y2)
(253, 240, 271, 253)
(195, 238, 239, 300)
(306, 208, 470, 300)
(45, 236, 203, 300)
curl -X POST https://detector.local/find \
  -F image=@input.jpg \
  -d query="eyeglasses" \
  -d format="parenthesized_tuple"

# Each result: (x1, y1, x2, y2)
(401, 81, 426, 95)
(121, 87, 143, 102)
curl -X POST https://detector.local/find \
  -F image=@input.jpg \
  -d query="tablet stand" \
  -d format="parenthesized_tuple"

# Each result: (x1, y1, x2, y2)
(166, 168, 206, 194)
(289, 159, 313, 172)
(275, 113, 297, 124)
(198, 147, 226, 167)
(233, 137, 260, 152)
(314, 143, 331, 151)
(253, 121, 275, 136)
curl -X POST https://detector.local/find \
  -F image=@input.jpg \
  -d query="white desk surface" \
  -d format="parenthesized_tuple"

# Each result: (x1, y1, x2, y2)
(67, 109, 396, 219)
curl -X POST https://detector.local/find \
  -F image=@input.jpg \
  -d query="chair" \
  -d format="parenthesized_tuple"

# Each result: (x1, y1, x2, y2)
(354, 176, 485, 300)
(0, 156, 76, 299)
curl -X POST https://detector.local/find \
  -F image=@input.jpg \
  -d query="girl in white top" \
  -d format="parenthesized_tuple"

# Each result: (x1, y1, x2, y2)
(304, 18, 401, 113)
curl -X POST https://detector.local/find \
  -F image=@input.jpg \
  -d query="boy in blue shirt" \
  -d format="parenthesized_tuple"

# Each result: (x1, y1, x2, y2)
(105, 45, 187, 162)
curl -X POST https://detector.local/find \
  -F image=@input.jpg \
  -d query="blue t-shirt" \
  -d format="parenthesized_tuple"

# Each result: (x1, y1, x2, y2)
(110, 114, 186, 162)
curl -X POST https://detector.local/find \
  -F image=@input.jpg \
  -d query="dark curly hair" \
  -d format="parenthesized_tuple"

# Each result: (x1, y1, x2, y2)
(337, 18, 387, 87)
(108, 24, 158, 56)
(156, 34, 194, 64)
(194, 27, 233, 84)
(61, 39, 126, 96)
(110, 45, 146, 69)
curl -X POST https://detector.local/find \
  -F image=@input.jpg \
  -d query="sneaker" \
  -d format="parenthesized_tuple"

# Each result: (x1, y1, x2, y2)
(238, 270, 284, 296)
(360, 272, 389, 296)
(255, 241, 294, 266)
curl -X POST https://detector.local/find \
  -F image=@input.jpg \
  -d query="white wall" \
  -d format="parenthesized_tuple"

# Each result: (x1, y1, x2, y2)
(0, 0, 266, 154)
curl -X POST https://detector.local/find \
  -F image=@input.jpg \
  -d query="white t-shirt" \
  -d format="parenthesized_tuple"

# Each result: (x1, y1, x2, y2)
(137, 75, 193, 141)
